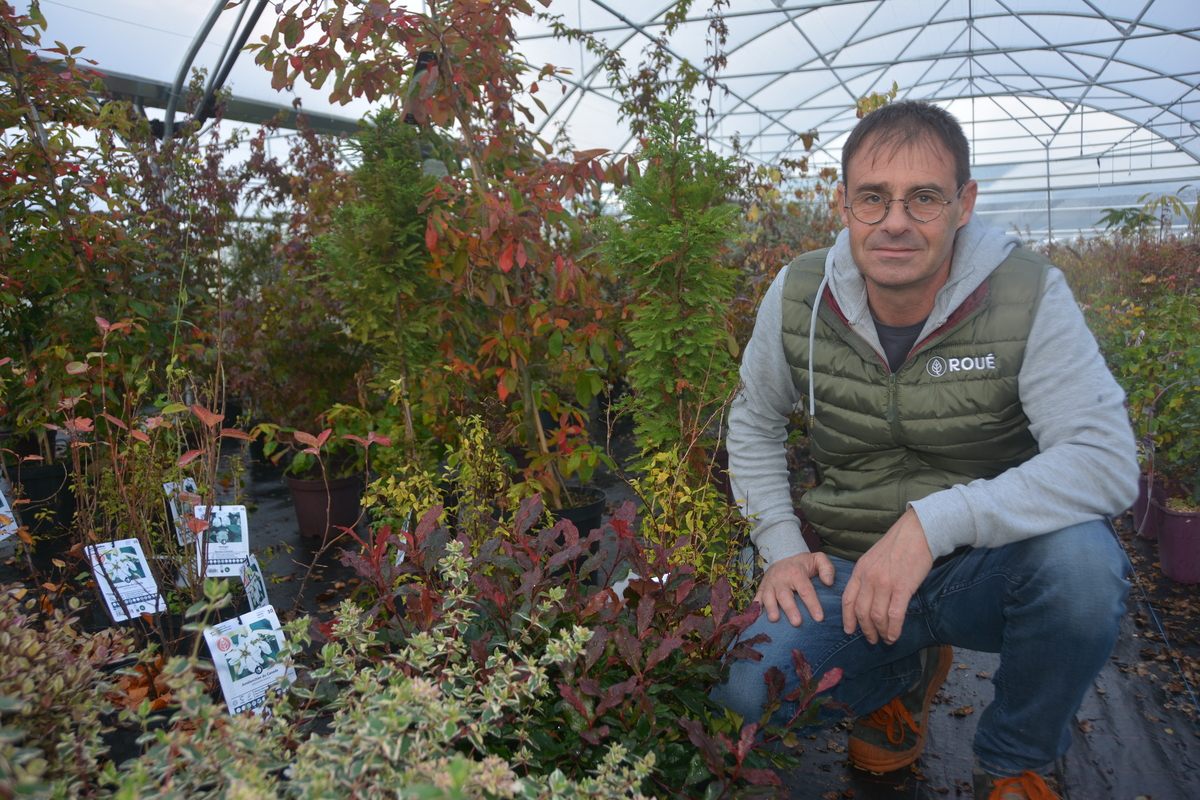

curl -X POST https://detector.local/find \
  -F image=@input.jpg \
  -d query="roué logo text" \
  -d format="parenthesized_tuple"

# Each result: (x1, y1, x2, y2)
(927, 353, 997, 377)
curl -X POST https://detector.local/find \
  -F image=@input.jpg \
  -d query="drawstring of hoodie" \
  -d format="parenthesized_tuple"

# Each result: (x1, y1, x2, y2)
(808, 272, 830, 419)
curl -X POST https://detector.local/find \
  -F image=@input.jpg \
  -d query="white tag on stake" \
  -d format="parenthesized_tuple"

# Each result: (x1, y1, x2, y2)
(204, 604, 295, 716)
(85, 538, 166, 622)
(194, 505, 250, 578)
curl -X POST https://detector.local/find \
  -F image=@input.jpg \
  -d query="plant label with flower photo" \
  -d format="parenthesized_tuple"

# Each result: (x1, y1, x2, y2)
(0, 489, 18, 551)
(204, 605, 294, 716)
(0, 489, 16, 537)
(241, 553, 270, 611)
(194, 505, 250, 577)
(164, 478, 199, 545)
(85, 538, 166, 622)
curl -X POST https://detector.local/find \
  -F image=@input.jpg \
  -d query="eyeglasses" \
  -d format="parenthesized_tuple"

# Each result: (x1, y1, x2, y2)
(844, 183, 966, 224)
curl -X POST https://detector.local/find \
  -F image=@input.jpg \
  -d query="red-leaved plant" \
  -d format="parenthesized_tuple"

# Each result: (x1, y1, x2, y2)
(329, 494, 842, 796)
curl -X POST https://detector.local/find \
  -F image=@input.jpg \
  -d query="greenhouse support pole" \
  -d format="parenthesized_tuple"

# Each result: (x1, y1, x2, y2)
(194, 0, 271, 130)
(1045, 143, 1052, 243)
(162, 0, 228, 142)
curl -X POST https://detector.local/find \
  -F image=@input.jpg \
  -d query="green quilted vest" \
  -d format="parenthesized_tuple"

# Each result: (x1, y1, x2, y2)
(780, 247, 1051, 560)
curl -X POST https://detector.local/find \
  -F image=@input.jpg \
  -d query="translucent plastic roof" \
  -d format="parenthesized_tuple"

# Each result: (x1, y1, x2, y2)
(39, 0, 1200, 239)
(515, 0, 1200, 238)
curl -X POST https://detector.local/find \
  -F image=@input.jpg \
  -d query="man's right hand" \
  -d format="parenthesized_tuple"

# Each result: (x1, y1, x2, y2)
(753, 551, 837, 626)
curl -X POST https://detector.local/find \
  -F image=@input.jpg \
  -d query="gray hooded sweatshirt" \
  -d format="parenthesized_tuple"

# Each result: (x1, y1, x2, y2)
(727, 215, 1139, 566)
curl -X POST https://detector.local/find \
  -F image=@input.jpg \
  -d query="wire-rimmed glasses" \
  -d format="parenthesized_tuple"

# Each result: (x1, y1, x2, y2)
(844, 183, 966, 224)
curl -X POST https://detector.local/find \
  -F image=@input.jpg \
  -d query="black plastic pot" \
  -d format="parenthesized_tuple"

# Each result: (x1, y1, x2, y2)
(1133, 473, 1166, 540)
(100, 705, 179, 766)
(11, 460, 73, 535)
(549, 486, 606, 539)
(549, 486, 606, 583)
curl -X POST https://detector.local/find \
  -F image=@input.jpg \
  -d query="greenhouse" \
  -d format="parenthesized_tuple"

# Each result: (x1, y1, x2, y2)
(2, 1, 1199, 798)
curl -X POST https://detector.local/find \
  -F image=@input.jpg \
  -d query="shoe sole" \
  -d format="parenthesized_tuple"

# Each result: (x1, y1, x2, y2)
(848, 644, 954, 773)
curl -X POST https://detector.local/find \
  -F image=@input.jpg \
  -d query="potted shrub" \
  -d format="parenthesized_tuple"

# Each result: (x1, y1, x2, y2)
(1097, 289, 1200, 576)
(315, 110, 453, 465)
(1158, 459, 1200, 584)
(251, 0, 623, 521)
(1093, 290, 1200, 541)
(597, 97, 742, 471)
(259, 406, 392, 542)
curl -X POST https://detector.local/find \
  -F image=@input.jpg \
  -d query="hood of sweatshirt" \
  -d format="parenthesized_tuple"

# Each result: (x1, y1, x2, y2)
(820, 214, 1023, 361)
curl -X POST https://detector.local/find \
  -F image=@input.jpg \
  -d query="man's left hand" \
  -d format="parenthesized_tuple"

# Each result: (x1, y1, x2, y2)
(841, 507, 934, 645)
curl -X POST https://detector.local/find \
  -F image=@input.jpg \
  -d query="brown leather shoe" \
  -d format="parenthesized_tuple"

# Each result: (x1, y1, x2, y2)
(847, 644, 953, 772)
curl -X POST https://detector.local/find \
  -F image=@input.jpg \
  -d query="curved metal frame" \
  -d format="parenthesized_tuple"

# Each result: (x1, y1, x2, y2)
(533, 0, 1199, 171)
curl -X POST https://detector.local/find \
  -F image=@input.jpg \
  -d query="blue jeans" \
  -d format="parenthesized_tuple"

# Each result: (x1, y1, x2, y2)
(712, 519, 1130, 777)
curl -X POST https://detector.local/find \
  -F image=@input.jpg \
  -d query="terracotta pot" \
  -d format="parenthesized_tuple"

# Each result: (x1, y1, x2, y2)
(285, 475, 362, 540)
(1158, 502, 1200, 584)
(1132, 474, 1166, 541)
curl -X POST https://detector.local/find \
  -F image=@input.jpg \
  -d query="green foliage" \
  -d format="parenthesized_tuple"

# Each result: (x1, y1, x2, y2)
(1095, 206, 1157, 238)
(1089, 291, 1200, 490)
(854, 82, 898, 118)
(0, 587, 128, 797)
(632, 448, 754, 607)
(100, 558, 657, 800)
(1138, 184, 1200, 240)
(599, 98, 742, 458)
(92, 514, 834, 798)
(253, 0, 625, 512)
(0, 2, 161, 450)
(318, 111, 447, 457)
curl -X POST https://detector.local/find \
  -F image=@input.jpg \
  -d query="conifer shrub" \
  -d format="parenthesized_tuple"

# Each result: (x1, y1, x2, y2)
(598, 98, 742, 461)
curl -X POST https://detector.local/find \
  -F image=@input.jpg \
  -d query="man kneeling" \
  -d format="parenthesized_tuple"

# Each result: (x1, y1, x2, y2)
(713, 100, 1135, 800)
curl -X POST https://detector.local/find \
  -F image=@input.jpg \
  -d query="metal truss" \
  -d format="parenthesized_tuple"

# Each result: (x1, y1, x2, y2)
(528, 0, 1200, 172)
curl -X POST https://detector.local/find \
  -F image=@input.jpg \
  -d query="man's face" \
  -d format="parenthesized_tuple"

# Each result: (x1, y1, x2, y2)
(838, 137, 977, 302)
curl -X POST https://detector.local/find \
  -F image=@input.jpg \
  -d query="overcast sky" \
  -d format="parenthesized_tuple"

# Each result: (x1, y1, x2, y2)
(36, 0, 375, 125)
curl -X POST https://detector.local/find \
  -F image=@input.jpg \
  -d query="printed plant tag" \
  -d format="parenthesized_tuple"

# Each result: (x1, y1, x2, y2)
(203, 605, 295, 716)
(0, 490, 18, 540)
(163, 478, 199, 545)
(85, 538, 165, 622)
(194, 505, 250, 578)
(0, 490, 18, 560)
(241, 553, 269, 611)
(394, 510, 413, 567)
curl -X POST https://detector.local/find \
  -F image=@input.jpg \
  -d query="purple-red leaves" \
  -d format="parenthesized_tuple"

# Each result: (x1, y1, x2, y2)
(293, 428, 331, 449)
(100, 413, 127, 430)
(62, 417, 93, 434)
(189, 405, 224, 428)
(644, 635, 683, 671)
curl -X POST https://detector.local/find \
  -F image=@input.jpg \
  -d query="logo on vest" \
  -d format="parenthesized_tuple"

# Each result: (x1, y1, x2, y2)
(927, 354, 997, 376)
